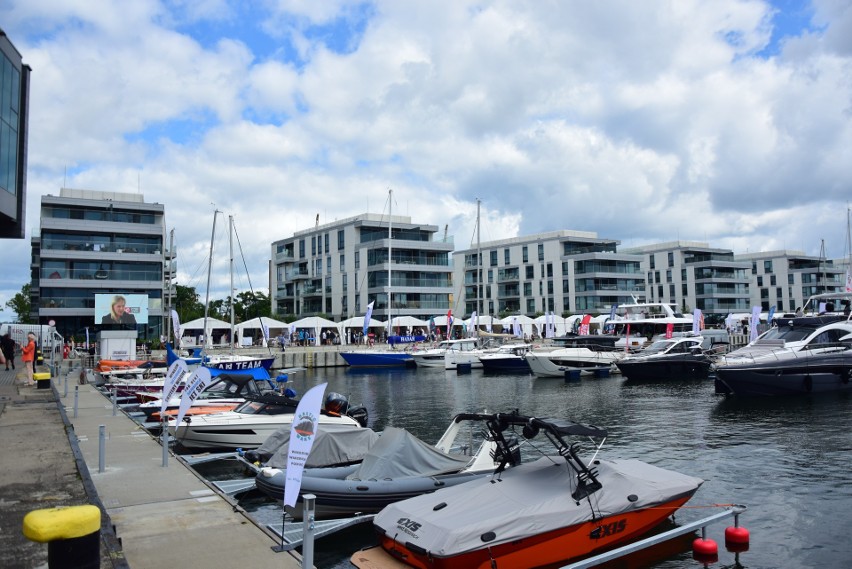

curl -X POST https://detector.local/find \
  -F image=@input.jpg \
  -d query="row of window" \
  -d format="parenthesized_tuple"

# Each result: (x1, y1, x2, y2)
(44, 205, 158, 224)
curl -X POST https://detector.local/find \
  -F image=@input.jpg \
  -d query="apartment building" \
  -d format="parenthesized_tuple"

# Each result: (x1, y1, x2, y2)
(30, 188, 176, 340)
(271, 213, 454, 321)
(0, 28, 31, 239)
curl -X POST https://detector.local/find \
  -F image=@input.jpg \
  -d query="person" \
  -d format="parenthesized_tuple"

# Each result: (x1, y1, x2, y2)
(21, 332, 36, 386)
(101, 294, 137, 327)
(1, 333, 15, 371)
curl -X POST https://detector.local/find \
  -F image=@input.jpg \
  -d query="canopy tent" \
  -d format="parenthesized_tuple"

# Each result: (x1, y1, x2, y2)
(178, 317, 232, 347)
(337, 316, 387, 345)
(500, 314, 536, 337)
(463, 314, 500, 331)
(289, 316, 340, 346)
(234, 316, 290, 346)
(531, 314, 570, 338)
(389, 315, 430, 334)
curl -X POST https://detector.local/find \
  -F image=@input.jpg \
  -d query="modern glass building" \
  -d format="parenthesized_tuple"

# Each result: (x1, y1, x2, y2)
(0, 28, 31, 239)
(30, 188, 176, 341)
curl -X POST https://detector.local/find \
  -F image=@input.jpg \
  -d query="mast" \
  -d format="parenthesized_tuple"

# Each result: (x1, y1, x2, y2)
(846, 206, 852, 293)
(202, 210, 219, 353)
(229, 215, 235, 352)
(476, 198, 482, 317)
(387, 189, 393, 340)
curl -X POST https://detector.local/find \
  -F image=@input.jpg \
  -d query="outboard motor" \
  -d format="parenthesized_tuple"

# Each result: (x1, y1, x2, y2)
(324, 392, 351, 416)
(346, 406, 369, 428)
(492, 433, 522, 466)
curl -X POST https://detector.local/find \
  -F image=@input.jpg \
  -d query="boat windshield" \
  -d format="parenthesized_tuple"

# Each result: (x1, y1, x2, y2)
(235, 400, 297, 415)
(759, 327, 815, 343)
(639, 340, 673, 355)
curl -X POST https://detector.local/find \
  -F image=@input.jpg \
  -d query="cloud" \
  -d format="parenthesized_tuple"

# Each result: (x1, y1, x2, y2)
(2, 0, 851, 322)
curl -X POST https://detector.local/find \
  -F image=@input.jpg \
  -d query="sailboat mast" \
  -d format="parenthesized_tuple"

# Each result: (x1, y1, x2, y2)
(476, 198, 482, 317)
(387, 189, 393, 339)
(229, 215, 235, 351)
(203, 210, 219, 352)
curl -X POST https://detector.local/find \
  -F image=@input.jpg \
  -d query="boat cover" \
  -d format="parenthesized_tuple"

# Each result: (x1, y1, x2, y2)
(346, 427, 472, 480)
(374, 456, 703, 556)
(263, 428, 380, 469)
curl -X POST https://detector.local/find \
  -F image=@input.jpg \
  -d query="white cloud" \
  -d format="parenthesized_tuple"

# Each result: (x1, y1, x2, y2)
(2, 0, 852, 323)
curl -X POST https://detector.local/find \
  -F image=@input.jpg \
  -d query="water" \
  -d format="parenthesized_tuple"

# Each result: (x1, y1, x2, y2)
(190, 366, 852, 569)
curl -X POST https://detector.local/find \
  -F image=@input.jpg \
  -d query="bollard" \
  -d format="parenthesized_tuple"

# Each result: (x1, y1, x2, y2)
(63, 371, 68, 398)
(301, 494, 316, 569)
(23, 505, 101, 569)
(73, 386, 79, 418)
(98, 425, 106, 473)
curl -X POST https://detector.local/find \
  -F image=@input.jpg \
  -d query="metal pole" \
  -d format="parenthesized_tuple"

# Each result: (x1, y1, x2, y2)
(73, 386, 79, 418)
(161, 417, 169, 467)
(111, 388, 117, 416)
(98, 425, 106, 473)
(301, 494, 316, 569)
(63, 370, 68, 398)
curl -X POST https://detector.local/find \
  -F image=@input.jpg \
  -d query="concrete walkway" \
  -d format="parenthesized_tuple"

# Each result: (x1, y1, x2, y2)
(0, 357, 305, 569)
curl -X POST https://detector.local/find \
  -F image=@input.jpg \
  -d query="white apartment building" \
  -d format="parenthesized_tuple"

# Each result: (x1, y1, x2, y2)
(271, 213, 454, 321)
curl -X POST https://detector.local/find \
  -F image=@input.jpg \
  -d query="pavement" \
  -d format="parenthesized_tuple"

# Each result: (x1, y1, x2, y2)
(0, 356, 306, 569)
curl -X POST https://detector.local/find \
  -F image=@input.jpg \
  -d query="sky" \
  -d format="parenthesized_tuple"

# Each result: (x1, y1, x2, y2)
(2, 0, 852, 321)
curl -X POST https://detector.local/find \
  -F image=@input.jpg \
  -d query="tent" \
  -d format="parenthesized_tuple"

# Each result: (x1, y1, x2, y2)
(289, 316, 340, 346)
(500, 314, 536, 337)
(178, 317, 232, 347)
(337, 316, 386, 345)
(234, 316, 290, 346)
(389, 315, 430, 335)
(532, 314, 570, 338)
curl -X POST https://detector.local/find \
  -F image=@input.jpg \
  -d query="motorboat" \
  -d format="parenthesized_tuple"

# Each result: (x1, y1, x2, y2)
(137, 372, 279, 422)
(165, 342, 275, 371)
(616, 335, 713, 381)
(715, 342, 852, 396)
(410, 339, 479, 368)
(478, 343, 532, 373)
(169, 391, 368, 451)
(370, 412, 703, 569)
(339, 349, 415, 367)
(95, 358, 166, 373)
(606, 301, 694, 349)
(443, 339, 503, 370)
(255, 412, 516, 519)
(524, 345, 623, 377)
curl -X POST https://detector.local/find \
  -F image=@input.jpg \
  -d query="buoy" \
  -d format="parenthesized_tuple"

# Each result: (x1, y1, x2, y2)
(725, 524, 750, 552)
(692, 536, 718, 557)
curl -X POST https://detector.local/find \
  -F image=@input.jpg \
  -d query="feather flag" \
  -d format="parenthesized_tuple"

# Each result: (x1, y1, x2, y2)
(284, 382, 328, 507)
(749, 306, 761, 342)
(470, 311, 477, 337)
(447, 309, 453, 336)
(170, 309, 181, 347)
(160, 360, 189, 417)
(692, 309, 702, 334)
(846, 269, 851, 293)
(175, 367, 213, 427)
(579, 314, 592, 336)
(363, 301, 374, 336)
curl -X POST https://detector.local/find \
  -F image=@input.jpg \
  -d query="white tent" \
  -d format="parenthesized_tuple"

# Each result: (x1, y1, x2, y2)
(532, 314, 570, 338)
(389, 315, 429, 332)
(289, 316, 340, 346)
(178, 317, 233, 347)
(337, 316, 386, 345)
(234, 316, 290, 346)
(500, 314, 536, 337)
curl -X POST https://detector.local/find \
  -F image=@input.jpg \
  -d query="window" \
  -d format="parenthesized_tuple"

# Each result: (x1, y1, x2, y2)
(504, 248, 510, 265)
(490, 250, 498, 266)
(649, 255, 656, 270)
(788, 274, 794, 285)
(757, 276, 763, 286)
(546, 263, 553, 278)
(324, 233, 330, 254)
(354, 251, 360, 270)
(770, 275, 776, 286)
(751, 261, 757, 274)
(547, 281, 553, 294)
(299, 240, 305, 258)
(311, 236, 316, 256)
(488, 269, 493, 284)
(764, 260, 773, 273)
(326, 257, 331, 275)
(342, 274, 348, 292)
(666, 269, 672, 283)
(339, 254, 345, 271)
(537, 243, 544, 261)
(522, 246, 528, 263)
(337, 230, 345, 250)
(668, 252, 674, 267)
(526, 265, 534, 279)
(527, 298, 536, 313)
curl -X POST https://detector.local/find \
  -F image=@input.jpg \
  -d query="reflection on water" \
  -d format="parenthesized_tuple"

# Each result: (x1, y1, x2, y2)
(192, 367, 852, 569)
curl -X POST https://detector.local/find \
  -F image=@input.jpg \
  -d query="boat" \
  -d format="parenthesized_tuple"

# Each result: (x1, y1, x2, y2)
(715, 342, 852, 396)
(370, 412, 703, 569)
(137, 372, 279, 421)
(524, 345, 623, 377)
(165, 342, 275, 371)
(478, 343, 533, 373)
(339, 349, 415, 367)
(169, 391, 369, 450)
(606, 301, 694, 348)
(95, 358, 166, 373)
(254, 412, 515, 519)
(616, 335, 714, 381)
(443, 338, 503, 370)
(410, 339, 475, 368)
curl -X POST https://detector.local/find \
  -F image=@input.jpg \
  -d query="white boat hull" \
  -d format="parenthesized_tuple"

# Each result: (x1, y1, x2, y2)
(525, 348, 623, 378)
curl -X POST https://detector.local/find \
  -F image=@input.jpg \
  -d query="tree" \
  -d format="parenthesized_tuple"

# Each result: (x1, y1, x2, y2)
(173, 285, 204, 324)
(233, 290, 271, 321)
(5, 284, 33, 323)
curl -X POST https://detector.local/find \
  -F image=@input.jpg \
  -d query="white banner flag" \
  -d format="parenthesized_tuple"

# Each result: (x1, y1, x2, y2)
(174, 367, 213, 427)
(170, 309, 181, 346)
(160, 360, 189, 416)
(284, 382, 328, 507)
(749, 306, 761, 342)
(692, 308, 703, 334)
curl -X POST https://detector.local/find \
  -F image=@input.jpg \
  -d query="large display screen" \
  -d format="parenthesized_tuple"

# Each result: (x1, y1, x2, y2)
(95, 293, 149, 326)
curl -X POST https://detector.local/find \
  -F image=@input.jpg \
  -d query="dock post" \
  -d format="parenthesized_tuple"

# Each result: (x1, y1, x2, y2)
(98, 425, 106, 473)
(301, 494, 316, 568)
(161, 418, 169, 467)
(73, 386, 79, 418)
(23, 505, 101, 569)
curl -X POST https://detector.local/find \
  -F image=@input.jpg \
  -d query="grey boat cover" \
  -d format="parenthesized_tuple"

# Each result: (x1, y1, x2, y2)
(375, 456, 703, 557)
(346, 427, 471, 481)
(264, 427, 379, 469)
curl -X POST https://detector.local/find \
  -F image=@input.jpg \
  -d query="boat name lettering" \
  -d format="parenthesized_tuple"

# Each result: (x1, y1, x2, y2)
(395, 518, 422, 537)
(590, 519, 627, 540)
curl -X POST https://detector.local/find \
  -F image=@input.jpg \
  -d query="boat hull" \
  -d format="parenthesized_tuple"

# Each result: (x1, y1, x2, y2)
(616, 355, 712, 381)
(171, 415, 361, 450)
(340, 351, 415, 367)
(715, 353, 852, 396)
(205, 356, 276, 371)
(479, 356, 530, 373)
(378, 494, 695, 569)
(525, 348, 620, 377)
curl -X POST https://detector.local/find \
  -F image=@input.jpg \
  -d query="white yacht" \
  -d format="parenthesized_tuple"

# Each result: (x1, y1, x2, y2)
(411, 338, 479, 368)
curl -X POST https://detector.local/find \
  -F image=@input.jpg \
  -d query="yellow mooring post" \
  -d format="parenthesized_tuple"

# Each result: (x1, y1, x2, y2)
(23, 505, 101, 569)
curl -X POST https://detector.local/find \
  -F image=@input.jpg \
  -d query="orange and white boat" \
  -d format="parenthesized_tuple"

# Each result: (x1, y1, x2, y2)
(366, 413, 703, 569)
(95, 359, 166, 373)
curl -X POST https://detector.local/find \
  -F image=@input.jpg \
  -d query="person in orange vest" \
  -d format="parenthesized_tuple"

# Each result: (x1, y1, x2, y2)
(63, 343, 70, 360)
(21, 332, 36, 386)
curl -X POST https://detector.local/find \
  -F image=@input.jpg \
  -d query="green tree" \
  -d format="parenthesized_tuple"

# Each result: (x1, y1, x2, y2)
(5, 284, 33, 323)
(174, 285, 204, 323)
(233, 290, 271, 321)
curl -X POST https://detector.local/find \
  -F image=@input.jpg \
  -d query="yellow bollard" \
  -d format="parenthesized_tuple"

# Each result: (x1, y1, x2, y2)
(23, 505, 101, 568)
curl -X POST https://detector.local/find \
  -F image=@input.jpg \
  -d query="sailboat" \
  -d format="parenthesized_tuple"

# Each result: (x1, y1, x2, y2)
(340, 190, 416, 367)
(173, 212, 275, 371)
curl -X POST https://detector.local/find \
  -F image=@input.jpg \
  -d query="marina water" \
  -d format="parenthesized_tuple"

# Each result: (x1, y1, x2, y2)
(193, 365, 852, 569)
